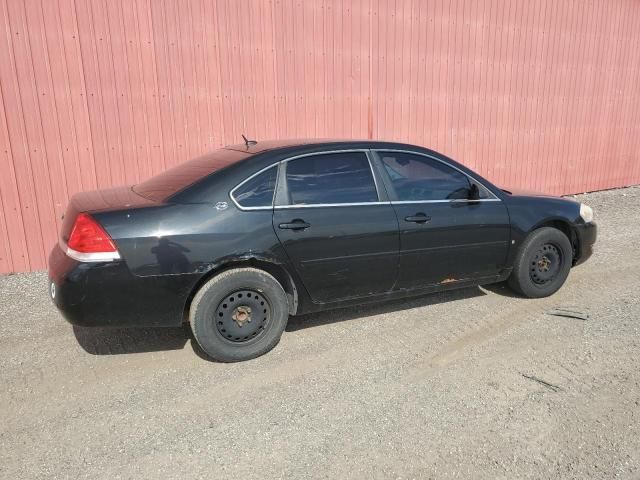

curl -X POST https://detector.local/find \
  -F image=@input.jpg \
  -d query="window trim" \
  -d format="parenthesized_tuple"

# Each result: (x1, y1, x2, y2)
(275, 149, 384, 209)
(373, 149, 501, 203)
(229, 148, 500, 211)
(229, 164, 279, 211)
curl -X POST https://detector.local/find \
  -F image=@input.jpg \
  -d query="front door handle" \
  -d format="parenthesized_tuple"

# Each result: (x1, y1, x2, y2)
(278, 219, 311, 230)
(404, 213, 431, 224)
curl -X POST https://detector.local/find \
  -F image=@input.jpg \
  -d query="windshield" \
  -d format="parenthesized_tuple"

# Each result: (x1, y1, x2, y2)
(133, 148, 252, 201)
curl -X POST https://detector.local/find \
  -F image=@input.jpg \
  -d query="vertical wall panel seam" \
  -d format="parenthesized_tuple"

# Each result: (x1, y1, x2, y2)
(602, 0, 625, 188)
(197, 0, 214, 147)
(84, 0, 113, 186)
(37, 0, 70, 205)
(537, 0, 556, 192)
(115, 0, 142, 183)
(627, 3, 640, 185)
(559, 0, 581, 194)
(185, 0, 201, 155)
(219, 0, 231, 142)
(130, 0, 153, 178)
(624, 0, 640, 186)
(144, 0, 168, 171)
(71, 0, 99, 189)
(581, 0, 600, 193)
(607, 0, 626, 188)
(515, 0, 531, 191)
(179, 0, 197, 157)
(53, 0, 84, 192)
(159, 0, 179, 166)
(598, 1, 622, 188)
(0, 78, 18, 271)
(211, 3, 226, 143)
(0, 181, 12, 271)
(620, 0, 639, 186)
(102, 0, 127, 184)
(574, 1, 590, 192)
(573, 0, 593, 193)
(212, 0, 228, 141)
(269, 0, 279, 138)
(505, 0, 520, 188)
(478, 0, 490, 179)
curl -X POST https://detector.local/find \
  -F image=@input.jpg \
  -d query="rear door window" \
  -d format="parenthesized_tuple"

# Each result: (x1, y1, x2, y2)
(232, 166, 277, 208)
(378, 152, 471, 201)
(283, 152, 378, 205)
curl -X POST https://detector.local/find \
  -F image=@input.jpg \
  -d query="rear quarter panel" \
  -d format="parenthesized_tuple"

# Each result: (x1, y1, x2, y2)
(94, 203, 286, 277)
(90, 202, 290, 325)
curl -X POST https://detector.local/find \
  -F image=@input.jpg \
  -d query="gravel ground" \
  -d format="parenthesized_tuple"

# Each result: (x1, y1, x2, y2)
(1, 186, 639, 480)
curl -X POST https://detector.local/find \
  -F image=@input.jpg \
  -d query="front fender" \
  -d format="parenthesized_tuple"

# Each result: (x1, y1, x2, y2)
(504, 195, 582, 265)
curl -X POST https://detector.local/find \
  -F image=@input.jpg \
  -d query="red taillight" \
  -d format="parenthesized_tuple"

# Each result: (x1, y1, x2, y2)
(67, 213, 118, 253)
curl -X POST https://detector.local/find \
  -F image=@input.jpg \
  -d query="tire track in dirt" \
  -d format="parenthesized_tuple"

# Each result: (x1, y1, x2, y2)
(405, 259, 640, 382)
(57, 261, 635, 452)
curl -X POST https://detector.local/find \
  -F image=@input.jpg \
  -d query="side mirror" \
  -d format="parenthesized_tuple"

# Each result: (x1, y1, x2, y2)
(468, 183, 480, 201)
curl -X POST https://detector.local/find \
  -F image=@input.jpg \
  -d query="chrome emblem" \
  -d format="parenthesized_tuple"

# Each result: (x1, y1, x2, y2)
(50, 282, 56, 299)
(215, 201, 228, 211)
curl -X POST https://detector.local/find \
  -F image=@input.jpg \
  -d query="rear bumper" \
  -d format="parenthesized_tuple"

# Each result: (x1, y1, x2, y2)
(48, 243, 198, 327)
(574, 221, 597, 266)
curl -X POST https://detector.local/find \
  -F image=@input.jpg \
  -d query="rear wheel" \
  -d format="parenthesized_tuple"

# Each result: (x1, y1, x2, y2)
(190, 268, 289, 362)
(508, 227, 572, 298)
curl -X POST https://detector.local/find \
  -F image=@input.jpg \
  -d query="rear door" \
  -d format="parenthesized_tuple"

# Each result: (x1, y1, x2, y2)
(272, 150, 399, 303)
(373, 150, 510, 290)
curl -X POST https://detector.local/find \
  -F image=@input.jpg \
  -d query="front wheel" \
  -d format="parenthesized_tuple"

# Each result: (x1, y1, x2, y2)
(190, 268, 289, 362)
(508, 227, 573, 298)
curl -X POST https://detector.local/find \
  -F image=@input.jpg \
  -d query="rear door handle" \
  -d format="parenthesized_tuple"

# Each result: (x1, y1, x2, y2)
(404, 213, 431, 224)
(278, 219, 311, 230)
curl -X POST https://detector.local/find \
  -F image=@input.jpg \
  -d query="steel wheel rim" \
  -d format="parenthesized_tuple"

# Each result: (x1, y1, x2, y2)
(215, 290, 270, 343)
(529, 243, 562, 285)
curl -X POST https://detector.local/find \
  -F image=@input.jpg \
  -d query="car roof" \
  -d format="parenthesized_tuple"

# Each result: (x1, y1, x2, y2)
(167, 138, 504, 203)
(222, 138, 421, 155)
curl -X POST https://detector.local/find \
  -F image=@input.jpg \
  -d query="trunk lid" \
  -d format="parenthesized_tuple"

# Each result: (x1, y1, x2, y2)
(60, 186, 156, 244)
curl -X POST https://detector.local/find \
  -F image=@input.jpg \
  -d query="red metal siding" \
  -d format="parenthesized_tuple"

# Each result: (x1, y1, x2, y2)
(1, 0, 639, 273)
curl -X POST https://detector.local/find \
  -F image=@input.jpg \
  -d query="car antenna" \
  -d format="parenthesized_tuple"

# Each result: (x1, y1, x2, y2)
(241, 134, 257, 148)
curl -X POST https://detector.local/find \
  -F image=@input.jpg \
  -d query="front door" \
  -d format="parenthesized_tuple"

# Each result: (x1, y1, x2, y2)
(373, 150, 510, 290)
(272, 151, 399, 303)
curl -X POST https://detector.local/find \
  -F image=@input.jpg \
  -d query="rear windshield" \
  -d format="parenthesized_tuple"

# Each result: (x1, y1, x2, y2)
(133, 148, 251, 201)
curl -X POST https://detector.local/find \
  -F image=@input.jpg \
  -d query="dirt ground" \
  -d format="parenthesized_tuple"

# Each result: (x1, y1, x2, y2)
(1, 186, 639, 479)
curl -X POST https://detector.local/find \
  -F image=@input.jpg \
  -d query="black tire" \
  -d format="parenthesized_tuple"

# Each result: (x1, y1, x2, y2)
(190, 268, 289, 362)
(507, 227, 573, 298)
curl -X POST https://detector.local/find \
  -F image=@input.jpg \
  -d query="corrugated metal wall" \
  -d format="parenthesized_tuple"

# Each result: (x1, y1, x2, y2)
(1, 0, 640, 274)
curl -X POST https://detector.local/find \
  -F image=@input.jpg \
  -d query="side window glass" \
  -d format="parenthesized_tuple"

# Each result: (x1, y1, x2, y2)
(285, 152, 378, 205)
(233, 166, 277, 208)
(379, 152, 471, 201)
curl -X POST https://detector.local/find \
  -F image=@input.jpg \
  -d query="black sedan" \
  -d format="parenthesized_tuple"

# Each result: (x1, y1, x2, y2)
(49, 139, 597, 362)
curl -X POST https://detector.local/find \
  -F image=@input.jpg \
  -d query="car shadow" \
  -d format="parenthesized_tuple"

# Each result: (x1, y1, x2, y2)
(72, 324, 191, 355)
(72, 285, 501, 357)
(480, 281, 523, 298)
(286, 285, 487, 332)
